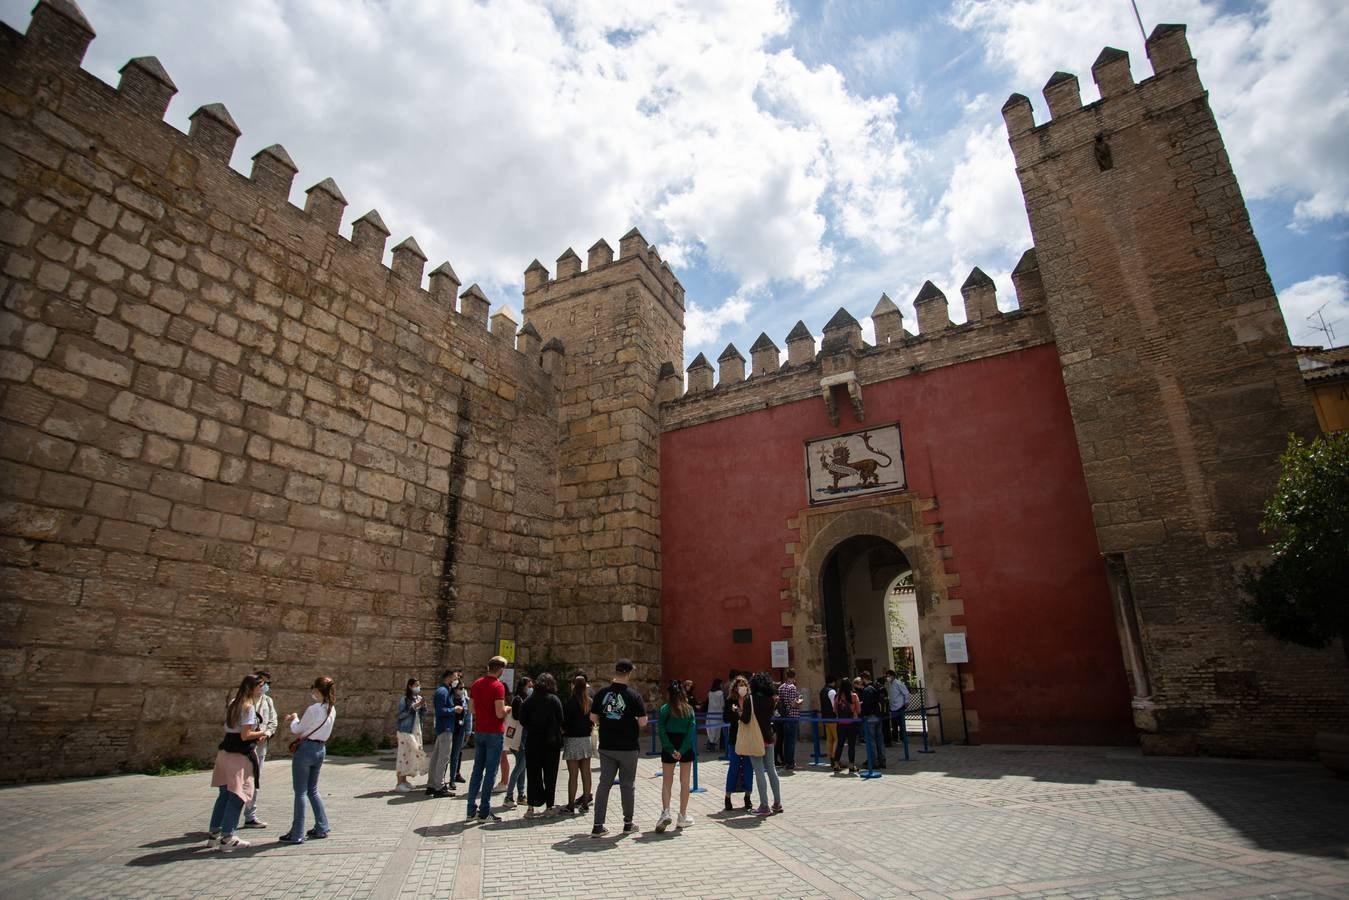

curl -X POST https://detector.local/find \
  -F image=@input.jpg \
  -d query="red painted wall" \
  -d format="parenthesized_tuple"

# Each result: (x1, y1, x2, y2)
(659, 344, 1136, 745)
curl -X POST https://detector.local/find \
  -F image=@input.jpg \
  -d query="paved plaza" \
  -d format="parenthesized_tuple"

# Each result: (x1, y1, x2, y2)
(1, 743, 1347, 899)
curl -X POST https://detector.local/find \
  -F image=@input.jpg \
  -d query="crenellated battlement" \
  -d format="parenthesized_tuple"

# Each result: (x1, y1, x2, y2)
(659, 254, 1050, 429)
(520, 228, 686, 334)
(1001, 25, 1200, 171)
(0, 0, 555, 364)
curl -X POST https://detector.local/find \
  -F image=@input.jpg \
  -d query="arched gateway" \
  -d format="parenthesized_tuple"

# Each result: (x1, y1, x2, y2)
(791, 497, 963, 743)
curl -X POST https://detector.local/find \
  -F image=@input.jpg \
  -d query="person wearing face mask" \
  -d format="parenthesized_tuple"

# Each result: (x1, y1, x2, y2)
(241, 669, 276, 829)
(395, 677, 428, 793)
(722, 675, 752, 812)
(425, 669, 460, 798)
(206, 673, 269, 851)
(279, 676, 337, 844)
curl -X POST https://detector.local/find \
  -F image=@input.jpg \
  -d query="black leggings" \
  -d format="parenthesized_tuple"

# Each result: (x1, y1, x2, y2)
(833, 722, 858, 764)
(525, 743, 560, 808)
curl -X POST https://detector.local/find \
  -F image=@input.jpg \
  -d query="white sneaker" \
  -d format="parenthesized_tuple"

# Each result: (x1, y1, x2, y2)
(677, 814, 694, 828)
(395, 783, 412, 793)
(655, 809, 673, 833)
(204, 833, 221, 850)
(218, 835, 250, 853)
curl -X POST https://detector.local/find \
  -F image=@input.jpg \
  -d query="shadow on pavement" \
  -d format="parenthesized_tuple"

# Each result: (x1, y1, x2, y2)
(138, 831, 211, 849)
(872, 746, 1349, 860)
(550, 833, 631, 853)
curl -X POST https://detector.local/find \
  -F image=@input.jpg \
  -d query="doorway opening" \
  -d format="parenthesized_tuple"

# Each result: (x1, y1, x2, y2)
(820, 535, 915, 682)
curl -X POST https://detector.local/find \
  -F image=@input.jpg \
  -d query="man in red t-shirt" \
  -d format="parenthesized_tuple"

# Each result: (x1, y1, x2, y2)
(464, 656, 508, 821)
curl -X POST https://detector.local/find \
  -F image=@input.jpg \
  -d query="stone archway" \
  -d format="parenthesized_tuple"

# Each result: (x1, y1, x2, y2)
(785, 492, 966, 742)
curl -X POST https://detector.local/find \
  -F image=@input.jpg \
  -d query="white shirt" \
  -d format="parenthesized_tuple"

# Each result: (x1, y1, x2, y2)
(290, 701, 336, 741)
(225, 705, 256, 734)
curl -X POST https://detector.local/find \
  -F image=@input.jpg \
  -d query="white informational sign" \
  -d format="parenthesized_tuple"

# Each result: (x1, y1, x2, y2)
(943, 633, 969, 665)
(770, 640, 790, 668)
(500, 667, 516, 692)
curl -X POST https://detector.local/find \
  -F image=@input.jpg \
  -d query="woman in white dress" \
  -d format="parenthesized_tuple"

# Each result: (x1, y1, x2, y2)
(395, 677, 428, 792)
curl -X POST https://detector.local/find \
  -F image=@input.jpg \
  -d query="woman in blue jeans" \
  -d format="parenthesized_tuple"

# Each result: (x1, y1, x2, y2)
(722, 675, 752, 810)
(503, 677, 531, 806)
(280, 676, 337, 844)
(742, 672, 782, 815)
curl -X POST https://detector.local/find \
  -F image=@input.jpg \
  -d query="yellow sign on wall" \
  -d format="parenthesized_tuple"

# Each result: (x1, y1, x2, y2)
(498, 639, 516, 663)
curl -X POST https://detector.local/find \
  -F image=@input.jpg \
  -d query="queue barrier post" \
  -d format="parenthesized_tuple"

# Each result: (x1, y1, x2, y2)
(811, 712, 823, 767)
(899, 707, 911, 762)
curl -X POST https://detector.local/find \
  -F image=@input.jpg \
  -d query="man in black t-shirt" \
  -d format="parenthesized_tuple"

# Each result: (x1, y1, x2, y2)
(589, 659, 648, 837)
(859, 671, 887, 769)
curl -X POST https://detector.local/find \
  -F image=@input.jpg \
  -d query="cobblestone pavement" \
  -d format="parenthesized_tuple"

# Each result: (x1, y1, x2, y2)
(1, 743, 1347, 899)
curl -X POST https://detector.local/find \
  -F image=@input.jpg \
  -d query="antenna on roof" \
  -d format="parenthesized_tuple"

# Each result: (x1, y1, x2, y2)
(1129, 0, 1148, 44)
(1308, 303, 1340, 349)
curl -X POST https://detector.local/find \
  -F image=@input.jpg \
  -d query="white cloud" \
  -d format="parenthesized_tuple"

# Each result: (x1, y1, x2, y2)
(9, 0, 929, 301)
(937, 124, 1030, 273)
(950, 0, 1349, 229)
(684, 290, 753, 350)
(1279, 274, 1349, 346)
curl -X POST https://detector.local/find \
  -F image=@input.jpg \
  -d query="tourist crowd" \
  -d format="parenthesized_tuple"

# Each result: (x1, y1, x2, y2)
(204, 659, 913, 850)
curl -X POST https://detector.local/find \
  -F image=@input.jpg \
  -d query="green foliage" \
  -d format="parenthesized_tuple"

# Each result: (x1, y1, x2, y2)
(1240, 431, 1349, 659)
(144, 756, 204, 776)
(325, 732, 380, 756)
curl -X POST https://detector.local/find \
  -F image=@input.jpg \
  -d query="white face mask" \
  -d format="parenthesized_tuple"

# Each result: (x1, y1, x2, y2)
(738, 685, 748, 697)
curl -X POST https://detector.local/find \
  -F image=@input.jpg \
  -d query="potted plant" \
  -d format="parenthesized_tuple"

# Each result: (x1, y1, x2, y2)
(1241, 431, 1349, 775)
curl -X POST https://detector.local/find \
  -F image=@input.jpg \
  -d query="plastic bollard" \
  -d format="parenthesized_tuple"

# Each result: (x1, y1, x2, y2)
(811, 713, 823, 767)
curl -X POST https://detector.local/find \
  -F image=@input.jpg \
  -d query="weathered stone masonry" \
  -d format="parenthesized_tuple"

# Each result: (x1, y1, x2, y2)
(0, 1, 562, 777)
(2, 3, 1346, 779)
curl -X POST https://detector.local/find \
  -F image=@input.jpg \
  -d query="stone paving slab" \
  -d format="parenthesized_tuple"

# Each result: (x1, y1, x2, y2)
(0, 745, 1346, 899)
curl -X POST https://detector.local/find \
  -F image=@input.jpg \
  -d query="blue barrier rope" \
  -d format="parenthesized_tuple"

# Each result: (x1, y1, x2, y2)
(644, 707, 935, 771)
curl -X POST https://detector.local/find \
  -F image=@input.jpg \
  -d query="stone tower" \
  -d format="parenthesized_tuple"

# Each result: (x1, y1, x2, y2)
(1003, 26, 1343, 753)
(521, 230, 684, 682)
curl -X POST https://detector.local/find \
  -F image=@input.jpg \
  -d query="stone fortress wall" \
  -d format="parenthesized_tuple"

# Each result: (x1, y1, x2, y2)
(0, 1, 568, 778)
(654, 25, 1349, 756)
(1, 0, 1345, 780)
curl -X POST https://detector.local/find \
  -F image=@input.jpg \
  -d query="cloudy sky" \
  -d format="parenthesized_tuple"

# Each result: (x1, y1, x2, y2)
(6, 0, 1346, 365)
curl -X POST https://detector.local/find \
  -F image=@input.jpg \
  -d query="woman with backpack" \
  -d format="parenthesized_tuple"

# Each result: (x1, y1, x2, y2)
(655, 680, 696, 832)
(722, 675, 753, 811)
(831, 677, 861, 775)
(739, 672, 782, 815)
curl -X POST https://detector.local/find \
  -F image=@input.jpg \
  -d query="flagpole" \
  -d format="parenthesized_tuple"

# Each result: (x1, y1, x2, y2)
(1130, 0, 1148, 43)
